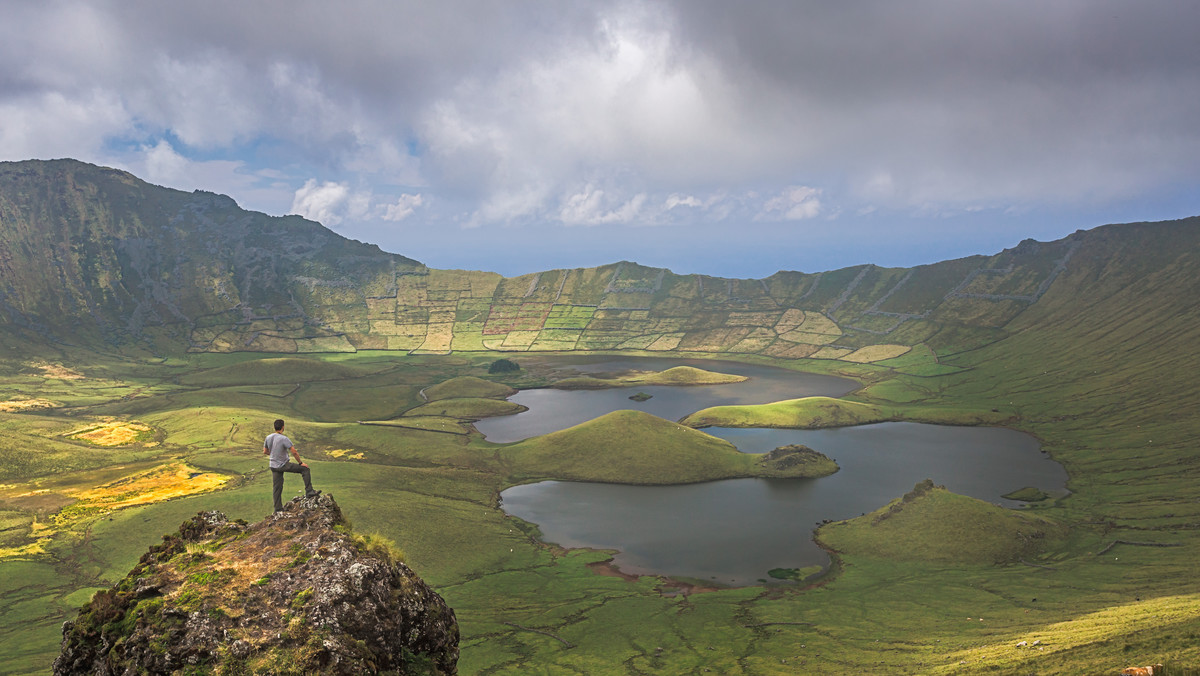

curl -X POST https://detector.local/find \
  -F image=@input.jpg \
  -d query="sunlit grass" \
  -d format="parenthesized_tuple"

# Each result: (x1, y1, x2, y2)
(66, 420, 154, 446)
(53, 463, 228, 527)
(0, 398, 59, 412)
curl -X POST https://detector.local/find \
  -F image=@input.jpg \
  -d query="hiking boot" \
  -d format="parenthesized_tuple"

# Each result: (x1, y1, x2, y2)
(305, 490, 321, 498)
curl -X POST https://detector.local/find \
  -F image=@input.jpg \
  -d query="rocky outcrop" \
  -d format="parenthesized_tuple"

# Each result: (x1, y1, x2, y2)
(756, 444, 839, 478)
(53, 494, 458, 675)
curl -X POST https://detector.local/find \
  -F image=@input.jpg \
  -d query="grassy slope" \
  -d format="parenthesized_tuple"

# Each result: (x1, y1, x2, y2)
(681, 395, 1008, 428)
(818, 481, 1067, 565)
(633, 366, 747, 386)
(422, 375, 517, 401)
(402, 397, 527, 420)
(4, 219, 1200, 674)
(500, 409, 832, 484)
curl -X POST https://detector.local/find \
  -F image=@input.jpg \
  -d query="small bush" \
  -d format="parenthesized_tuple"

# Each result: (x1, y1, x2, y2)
(353, 532, 406, 564)
(488, 358, 520, 374)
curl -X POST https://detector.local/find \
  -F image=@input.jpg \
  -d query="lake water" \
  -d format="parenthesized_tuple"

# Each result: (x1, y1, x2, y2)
(492, 357, 1069, 586)
(475, 356, 858, 442)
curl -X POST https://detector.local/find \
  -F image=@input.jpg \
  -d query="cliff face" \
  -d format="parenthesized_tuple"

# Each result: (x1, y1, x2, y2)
(4, 157, 1162, 361)
(53, 494, 458, 675)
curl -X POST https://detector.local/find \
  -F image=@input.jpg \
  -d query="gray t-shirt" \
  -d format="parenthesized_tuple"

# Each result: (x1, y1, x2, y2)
(264, 432, 294, 469)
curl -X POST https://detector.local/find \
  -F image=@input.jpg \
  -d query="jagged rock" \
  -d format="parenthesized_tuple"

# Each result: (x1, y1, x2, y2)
(53, 493, 458, 675)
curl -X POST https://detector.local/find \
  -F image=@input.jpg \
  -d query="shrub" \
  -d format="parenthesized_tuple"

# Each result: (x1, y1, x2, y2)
(488, 358, 520, 374)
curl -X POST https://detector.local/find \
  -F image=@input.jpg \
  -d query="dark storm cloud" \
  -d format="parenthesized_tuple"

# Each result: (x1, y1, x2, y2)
(666, 0, 1200, 205)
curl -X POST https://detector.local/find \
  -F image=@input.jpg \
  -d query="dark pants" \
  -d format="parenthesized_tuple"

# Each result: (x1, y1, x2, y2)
(272, 462, 314, 512)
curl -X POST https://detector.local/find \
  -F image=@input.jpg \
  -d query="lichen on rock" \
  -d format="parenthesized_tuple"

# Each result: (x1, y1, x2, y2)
(53, 493, 459, 675)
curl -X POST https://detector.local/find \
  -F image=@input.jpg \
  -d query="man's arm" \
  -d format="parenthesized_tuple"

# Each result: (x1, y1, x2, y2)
(290, 444, 307, 468)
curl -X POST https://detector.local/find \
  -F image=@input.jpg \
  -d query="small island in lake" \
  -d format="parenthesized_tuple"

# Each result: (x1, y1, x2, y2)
(755, 444, 839, 478)
(552, 365, 748, 390)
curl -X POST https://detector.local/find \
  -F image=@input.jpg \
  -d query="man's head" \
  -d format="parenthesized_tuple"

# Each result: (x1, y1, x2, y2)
(274, 418, 285, 431)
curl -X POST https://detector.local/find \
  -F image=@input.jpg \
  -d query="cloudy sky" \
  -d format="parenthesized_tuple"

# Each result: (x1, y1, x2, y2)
(4, 1, 1199, 277)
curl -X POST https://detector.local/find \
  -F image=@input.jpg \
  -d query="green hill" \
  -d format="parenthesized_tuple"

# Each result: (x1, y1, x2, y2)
(422, 376, 516, 402)
(818, 480, 1066, 565)
(501, 409, 833, 484)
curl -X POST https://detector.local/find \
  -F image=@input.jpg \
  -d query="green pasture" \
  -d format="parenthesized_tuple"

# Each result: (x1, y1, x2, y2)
(0, 340, 1198, 674)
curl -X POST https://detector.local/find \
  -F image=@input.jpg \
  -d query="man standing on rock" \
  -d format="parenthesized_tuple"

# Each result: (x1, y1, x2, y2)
(263, 418, 319, 513)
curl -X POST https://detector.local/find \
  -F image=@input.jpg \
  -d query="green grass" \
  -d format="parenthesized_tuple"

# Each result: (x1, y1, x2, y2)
(355, 416, 473, 435)
(817, 480, 1067, 565)
(633, 366, 747, 386)
(551, 365, 746, 390)
(177, 356, 373, 387)
(500, 410, 830, 484)
(5, 220, 1200, 676)
(681, 395, 1009, 429)
(423, 376, 516, 401)
(403, 397, 527, 420)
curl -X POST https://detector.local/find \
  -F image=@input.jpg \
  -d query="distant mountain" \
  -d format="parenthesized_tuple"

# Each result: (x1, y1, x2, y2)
(2, 159, 1196, 366)
(0, 159, 418, 352)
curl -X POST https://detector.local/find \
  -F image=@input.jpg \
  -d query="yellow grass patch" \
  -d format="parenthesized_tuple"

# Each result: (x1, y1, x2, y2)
(501, 330, 541, 348)
(0, 398, 59, 412)
(776, 329, 842, 345)
(678, 328, 752, 352)
(811, 346, 853, 359)
(32, 362, 83, 380)
(0, 539, 49, 559)
(58, 463, 229, 523)
(796, 312, 842, 335)
(762, 342, 819, 359)
(616, 334, 659, 350)
(727, 311, 781, 327)
(646, 333, 684, 351)
(728, 328, 777, 353)
(415, 322, 455, 353)
(774, 308, 806, 332)
(941, 593, 1200, 674)
(328, 449, 366, 460)
(842, 344, 912, 363)
(67, 420, 154, 446)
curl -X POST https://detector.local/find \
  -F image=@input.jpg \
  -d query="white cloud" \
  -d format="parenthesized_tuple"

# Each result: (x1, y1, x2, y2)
(290, 179, 351, 225)
(141, 139, 189, 184)
(665, 194, 702, 209)
(760, 186, 822, 221)
(0, 90, 130, 161)
(420, 9, 767, 228)
(559, 184, 648, 226)
(381, 194, 424, 222)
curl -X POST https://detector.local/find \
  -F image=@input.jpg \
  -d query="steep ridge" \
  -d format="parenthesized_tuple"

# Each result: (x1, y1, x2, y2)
(941, 217, 1200, 530)
(0, 159, 419, 351)
(53, 493, 459, 675)
(0, 159, 1104, 363)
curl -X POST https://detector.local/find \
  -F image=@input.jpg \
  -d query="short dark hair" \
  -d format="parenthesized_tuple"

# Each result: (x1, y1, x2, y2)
(274, 419, 285, 431)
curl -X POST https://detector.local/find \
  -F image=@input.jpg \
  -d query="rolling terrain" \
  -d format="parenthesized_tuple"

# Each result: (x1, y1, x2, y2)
(1, 159, 1199, 674)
